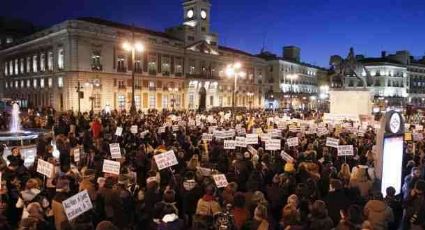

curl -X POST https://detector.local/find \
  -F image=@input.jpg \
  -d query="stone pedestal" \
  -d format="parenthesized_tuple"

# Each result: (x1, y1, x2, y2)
(329, 89, 372, 116)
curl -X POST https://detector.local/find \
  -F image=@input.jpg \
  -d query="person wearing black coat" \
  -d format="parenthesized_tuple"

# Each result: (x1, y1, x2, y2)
(323, 179, 352, 225)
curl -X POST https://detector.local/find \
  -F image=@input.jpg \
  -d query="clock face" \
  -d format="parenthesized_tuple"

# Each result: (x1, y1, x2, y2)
(389, 113, 401, 133)
(201, 10, 207, 19)
(187, 9, 194, 19)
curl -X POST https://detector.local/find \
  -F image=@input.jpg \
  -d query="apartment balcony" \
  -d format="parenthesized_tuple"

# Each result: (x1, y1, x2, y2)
(117, 68, 127, 73)
(118, 85, 126, 89)
(91, 65, 103, 71)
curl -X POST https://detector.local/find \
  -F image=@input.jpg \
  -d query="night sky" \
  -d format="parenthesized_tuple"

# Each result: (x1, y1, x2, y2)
(2, 0, 425, 67)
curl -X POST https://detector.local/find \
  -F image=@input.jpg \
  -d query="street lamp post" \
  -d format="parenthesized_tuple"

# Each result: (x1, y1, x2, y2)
(123, 38, 144, 116)
(247, 92, 254, 110)
(226, 62, 245, 117)
(75, 81, 83, 115)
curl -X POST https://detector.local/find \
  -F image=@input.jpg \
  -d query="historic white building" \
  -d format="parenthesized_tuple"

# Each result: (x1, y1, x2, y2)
(0, 0, 271, 112)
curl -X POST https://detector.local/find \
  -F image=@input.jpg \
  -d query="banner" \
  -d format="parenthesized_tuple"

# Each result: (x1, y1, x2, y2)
(337, 145, 354, 156)
(115, 127, 123, 136)
(102, 159, 120, 175)
(326, 137, 339, 148)
(62, 190, 93, 221)
(281, 151, 295, 163)
(130, 125, 138, 134)
(213, 174, 229, 188)
(154, 150, 179, 170)
(202, 133, 213, 142)
(109, 143, 121, 159)
(246, 134, 259, 145)
(235, 137, 247, 148)
(265, 139, 281, 151)
(224, 140, 236, 150)
(286, 137, 299, 147)
(37, 159, 54, 178)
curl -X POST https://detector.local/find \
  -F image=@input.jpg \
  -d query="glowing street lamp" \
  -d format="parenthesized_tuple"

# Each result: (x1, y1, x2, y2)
(122, 39, 145, 115)
(225, 62, 245, 116)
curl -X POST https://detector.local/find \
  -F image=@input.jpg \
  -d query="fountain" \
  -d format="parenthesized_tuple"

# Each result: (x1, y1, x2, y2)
(0, 102, 51, 167)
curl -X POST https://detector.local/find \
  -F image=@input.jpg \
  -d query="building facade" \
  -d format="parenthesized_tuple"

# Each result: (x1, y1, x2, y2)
(0, 0, 270, 112)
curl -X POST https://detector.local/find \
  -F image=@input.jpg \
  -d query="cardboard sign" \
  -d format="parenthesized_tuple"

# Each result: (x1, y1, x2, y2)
(337, 145, 354, 156)
(62, 190, 93, 221)
(247, 145, 258, 155)
(130, 125, 138, 134)
(326, 137, 339, 148)
(413, 132, 424, 141)
(154, 150, 179, 170)
(265, 139, 281, 151)
(281, 151, 295, 163)
(109, 143, 121, 159)
(213, 174, 229, 188)
(102, 159, 120, 175)
(37, 159, 54, 178)
(286, 137, 299, 147)
(115, 127, 123, 136)
(202, 133, 213, 142)
(73, 148, 80, 162)
(224, 140, 236, 150)
(246, 134, 259, 145)
(235, 137, 247, 148)
(158, 127, 166, 134)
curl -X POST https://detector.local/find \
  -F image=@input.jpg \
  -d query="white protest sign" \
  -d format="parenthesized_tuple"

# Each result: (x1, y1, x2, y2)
(265, 139, 281, 151)
(413, 132, 424, 141)
(73, 148, 80, 162)
(102, 159, 120, 175)
(130, 125, 138, 134)
(247, 145, 258, 155)
(224, 140, 236, 150)
(260, 133, 271, 142)
(271, 129, 282, 138)
(213, 174, 229, 188)
(37, 159, 54, 178)
(115, 127, 123, 136)
(154, 150, 179, 170)
(286, 137, 299, 147)
(109, 143, 121, 159)
(158, 126, 166, 134)
(197, 167, 213, 176)
(172, 125, 179, 132)
(326, 137, 339, 148)
(281, 151, 295, 163)
(224, 129, 236, 139)
(202, 133, 214, 142)
(62, 190, 93, 221)
(235, 137, 247, 148)
(416, 125, 423, 131)
(246, 134, 259, 145)
(337, 145, 354, 156)
(214, 130, 225, 139)
(317, 127, 329, 136)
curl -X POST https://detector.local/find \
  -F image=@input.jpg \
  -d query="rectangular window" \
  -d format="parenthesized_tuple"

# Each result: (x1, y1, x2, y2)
(33, 55, 38, 72)
(135, 95, 141, 111)
(4, 62, 7, 76)
(91, 51, 102, 71)
(40, 78, 45, 88)
(148, 81, 155, 89)
(148, 54, 156, 74)
(162, 95, 168, 108)
(117, 95, 125, 110)
(189, 94, 194, 109)
(117, 56, 125, 72)
(15, 81, 18, 88)
(26, 57, 31, 73)
(58, 77, 63, 88)
(47, 51, 53, 71)
(20, 58, 24, 74)
(20, 80, 24, 88)
(14, 59, 18, 75)
(27, 80, 31, 88)
(58, 48, 64, 70)
(135, 59, 142, 73)
(48, 78, 52, 88)
(94, 93, 101, 109)
(40, 53, 46, 71)
(33, 79, 38, 88)
(210, 95, 214, 106)
(149, 95, 155, 108)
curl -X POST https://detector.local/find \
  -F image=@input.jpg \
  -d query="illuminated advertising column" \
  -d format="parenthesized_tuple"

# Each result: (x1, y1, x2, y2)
(376, 111, 405, 197)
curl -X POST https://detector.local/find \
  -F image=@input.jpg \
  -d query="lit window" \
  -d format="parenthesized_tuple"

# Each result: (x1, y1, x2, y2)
(14, 59, 18, 75)
(91, 51, 102, 71)
(33, 79, 37, 88)
(6, 37, 13, 44)
(33, 55, 38, 72)
(48, 51, 53, 71)
(20, 58, 24, 74)
(40, 53, 46, 71)
(117, 95, 125, 110)
(5, 82, 8, 89)
(26, 57, 31, 73)
(94, 93, 101, 109)
(163, 95, 168, 108)
(27, 80, 31, 88)
(149, 95, 155, 108)
(4, 62, 7, 76)
(58, 48, 64, 70)
(135, 96, 141, 110)
(149, 81, 155, 88)
(15, 81, 18, 88)
(48, 78, 52, 88)
(40, 78, 45, 88)
(20, 80, 24, 88)
(58, 77, 63, 88)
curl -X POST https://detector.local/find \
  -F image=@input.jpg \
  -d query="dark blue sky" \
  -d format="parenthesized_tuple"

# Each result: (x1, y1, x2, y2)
(2, 0, 425, 67)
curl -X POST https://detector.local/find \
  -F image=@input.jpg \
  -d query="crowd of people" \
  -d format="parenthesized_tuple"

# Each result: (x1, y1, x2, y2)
(0, 107, 424, 230)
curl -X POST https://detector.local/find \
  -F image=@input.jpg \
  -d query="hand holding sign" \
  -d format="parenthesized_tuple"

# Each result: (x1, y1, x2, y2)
(154, 150, 179, 170)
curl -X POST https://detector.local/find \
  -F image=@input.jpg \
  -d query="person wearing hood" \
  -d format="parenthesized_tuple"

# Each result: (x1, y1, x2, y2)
(15, 178, 49, 220)
(363, 192, 394, 230)
(308, 200, 334, 230)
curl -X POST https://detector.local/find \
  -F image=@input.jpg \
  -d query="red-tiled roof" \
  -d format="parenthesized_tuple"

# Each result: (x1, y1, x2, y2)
(77, 17, 181, 41)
